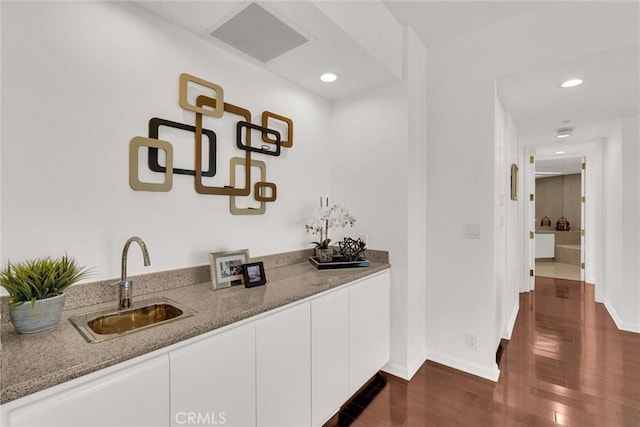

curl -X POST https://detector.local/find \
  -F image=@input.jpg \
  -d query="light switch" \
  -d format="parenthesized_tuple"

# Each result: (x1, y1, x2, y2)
(464, 223, 481, 239)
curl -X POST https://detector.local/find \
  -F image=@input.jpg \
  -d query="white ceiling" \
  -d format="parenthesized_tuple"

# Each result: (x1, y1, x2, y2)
(536, 157, 583, 178)
(385, 1, 639, 145)
(383, 0, 548, 47)
(133, 1, 640, 145)
(499, 44, 640, 133)
(133, 1, 399, 100)
(497, 41, 639, 146)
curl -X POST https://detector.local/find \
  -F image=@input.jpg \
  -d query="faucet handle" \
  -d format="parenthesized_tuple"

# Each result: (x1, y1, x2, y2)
(118, 280, 133, 310)
(106, 280, 132, 310)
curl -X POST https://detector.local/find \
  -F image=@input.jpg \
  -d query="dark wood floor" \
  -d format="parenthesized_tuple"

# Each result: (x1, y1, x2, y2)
(331, 276, 640, 426)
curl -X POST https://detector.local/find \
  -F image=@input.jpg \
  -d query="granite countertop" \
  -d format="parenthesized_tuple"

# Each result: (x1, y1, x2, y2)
(0, 256, 390, 404)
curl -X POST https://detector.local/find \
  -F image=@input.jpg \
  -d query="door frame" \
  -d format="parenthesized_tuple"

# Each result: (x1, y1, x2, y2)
(522, 139, 604, 300)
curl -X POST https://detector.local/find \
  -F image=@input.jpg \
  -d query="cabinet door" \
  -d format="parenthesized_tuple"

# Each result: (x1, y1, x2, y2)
(311, 288, 349, 426)
(170, 322, 255, 427)
(256, 302, 311, 427)
(6, 354, 169, 427)
(348, 271, 390, 395)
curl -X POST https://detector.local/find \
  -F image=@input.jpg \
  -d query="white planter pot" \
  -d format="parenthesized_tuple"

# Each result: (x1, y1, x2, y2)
(9, 293, 66, 334)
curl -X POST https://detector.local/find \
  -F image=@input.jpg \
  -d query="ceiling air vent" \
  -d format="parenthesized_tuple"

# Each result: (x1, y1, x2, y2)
(210, 3, 309, 63)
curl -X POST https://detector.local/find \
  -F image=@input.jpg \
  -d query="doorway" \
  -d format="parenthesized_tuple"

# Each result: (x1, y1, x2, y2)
(523, 140, 603, 296)
(534, 157, 583, 281)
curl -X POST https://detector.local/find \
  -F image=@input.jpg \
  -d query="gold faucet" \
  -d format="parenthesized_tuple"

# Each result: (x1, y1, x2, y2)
(119, 236, 150, 310)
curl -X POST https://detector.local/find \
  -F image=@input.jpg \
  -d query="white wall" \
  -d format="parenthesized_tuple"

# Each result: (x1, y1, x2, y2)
(1, 2, 332, 281)
(425, 50, 498, 380)
(404, 27, 428, 379)
(619, 115, 639, 332)
(495, 94, 521, 340)
(330, 82, 409, 377)
(494, 92, 506, 346)
(505, 107, 522, 337)
(604, 115, 640, 332)
(329, 27, 427, 381)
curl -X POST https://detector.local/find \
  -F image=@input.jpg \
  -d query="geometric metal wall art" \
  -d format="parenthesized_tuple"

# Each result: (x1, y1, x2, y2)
(148, 117, 217, 177)
(128, 73, 294, 215)
(229, 157, 268, 215)
(129, 137, 173, 192)
(193, 95, 252, 197)
(178, 73, 225, 118)
(255, 181, 277, 202)
(236, 121, 282, 157)
(262, 111, 293, 148)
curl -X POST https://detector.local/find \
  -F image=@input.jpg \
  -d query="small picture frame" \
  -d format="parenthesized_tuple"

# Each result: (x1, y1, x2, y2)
(209, 249, 250, 290)
(241, 262, 267, 288)
(510, 163, 519, 201)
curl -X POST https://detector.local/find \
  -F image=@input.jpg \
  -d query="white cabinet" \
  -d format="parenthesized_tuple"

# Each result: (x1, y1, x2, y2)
(1, 268, 391, 427)
(169, 322, 255, 427)
(535, 232, 555, 258)
(348, 270, 390, 395)
(311, 287, 349, 426)
(256, 302, 311, 427)
(4, 354, 169, 427)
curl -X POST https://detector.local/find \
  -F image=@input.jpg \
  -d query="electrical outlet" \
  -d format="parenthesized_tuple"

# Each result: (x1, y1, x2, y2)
(465, 333, 478, 350)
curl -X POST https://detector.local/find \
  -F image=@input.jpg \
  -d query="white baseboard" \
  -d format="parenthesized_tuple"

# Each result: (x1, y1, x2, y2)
(604, 299, 640, 333)
(382, 352, 427, 381)
(406, 353, 427, 379)
(425, 352, 500, 382)
(382, 362, 409, 380)
(502, 303, 520, 340)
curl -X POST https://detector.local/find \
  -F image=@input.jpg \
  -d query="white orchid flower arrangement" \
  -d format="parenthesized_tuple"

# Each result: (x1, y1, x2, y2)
(305, 198, 356, 249)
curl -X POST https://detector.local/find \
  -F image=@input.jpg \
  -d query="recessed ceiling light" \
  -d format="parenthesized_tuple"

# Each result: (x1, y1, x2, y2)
(555, 151, 566, 154)
(561, 78, 583, 88)
(556, 127, 572, 139)
(320, 72, 338, 83)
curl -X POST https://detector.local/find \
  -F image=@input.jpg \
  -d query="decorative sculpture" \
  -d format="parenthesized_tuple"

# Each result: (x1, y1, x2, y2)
(128, 73, 293, 215)
(556, 216, 570, 231)
(338, 237, 367, 262)
(540, 215, 551, 227)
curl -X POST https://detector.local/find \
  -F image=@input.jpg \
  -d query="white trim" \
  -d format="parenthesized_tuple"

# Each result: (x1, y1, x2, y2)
(406, 352, 427, 380)
(382, 352, 426, 381)
(382, 362, 409, 380)
(502, 303, 520, 340)
(524, 140, 603, 294)
(425, 352, 500, 382)
(604, 299, 640, 333)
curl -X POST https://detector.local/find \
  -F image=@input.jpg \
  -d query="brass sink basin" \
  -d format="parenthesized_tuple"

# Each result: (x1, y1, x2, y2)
(70, 297, 196, 343)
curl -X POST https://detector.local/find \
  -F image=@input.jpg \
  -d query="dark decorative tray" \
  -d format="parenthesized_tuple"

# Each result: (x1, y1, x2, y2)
(308, 256, 371, 270)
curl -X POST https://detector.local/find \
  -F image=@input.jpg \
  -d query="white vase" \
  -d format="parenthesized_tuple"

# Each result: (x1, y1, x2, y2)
(9, 293, 66, 334)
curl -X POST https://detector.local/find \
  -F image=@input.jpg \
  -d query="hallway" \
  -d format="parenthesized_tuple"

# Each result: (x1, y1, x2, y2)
(330, 277, 640, 426)
(535, 260, 582, 282)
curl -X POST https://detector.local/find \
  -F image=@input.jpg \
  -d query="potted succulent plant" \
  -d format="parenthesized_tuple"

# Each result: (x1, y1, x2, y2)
(305, 198, 356, 262)
(0, 254, 91, 333)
